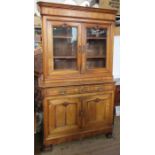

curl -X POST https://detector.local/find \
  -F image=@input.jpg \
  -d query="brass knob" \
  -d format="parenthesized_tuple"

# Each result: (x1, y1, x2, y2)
(79, 110, 83, 117)
(97, 87, 104, 91)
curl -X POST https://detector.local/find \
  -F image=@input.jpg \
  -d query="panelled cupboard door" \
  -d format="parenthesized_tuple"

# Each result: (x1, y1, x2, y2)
(44, 97, 82, 139)
(81, 23, 113, 74)
(82, 93, 114, 130)
(46, 21, 82, 76)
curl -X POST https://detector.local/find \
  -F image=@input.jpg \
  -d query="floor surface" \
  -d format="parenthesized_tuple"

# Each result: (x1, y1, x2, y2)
(36, 117, 120, 155)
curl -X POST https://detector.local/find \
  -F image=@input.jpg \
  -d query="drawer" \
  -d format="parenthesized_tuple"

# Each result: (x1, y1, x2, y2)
(43, 84, 114, 97)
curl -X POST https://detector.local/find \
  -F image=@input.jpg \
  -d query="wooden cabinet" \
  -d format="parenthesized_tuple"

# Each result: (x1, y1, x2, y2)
(38, 2, 117, 146)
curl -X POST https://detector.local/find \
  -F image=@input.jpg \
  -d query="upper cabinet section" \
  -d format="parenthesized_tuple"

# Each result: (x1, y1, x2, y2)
(38, 2, 117, 87)
(45, 21, 111, 77)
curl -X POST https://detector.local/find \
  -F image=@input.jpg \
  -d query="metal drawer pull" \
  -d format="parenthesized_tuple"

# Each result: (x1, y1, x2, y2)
(97, 87, 104, 91)
(59, 90, 66, 95)
(80, 87, 89, 93)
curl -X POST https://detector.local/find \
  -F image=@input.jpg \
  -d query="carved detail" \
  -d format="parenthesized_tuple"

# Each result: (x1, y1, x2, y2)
(87, 98, 106, 104)
(96, 25, 99, 30)
(62, 23, 70, 28)
(94, 98, 101, 102)
(62, 102, 70, 107)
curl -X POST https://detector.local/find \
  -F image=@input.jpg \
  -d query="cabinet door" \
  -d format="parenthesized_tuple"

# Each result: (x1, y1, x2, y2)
(45, 21, 81, 77)
(44, 96, 82, 139)
(82, 93, 114, 130)
(81, 23, 113, 74)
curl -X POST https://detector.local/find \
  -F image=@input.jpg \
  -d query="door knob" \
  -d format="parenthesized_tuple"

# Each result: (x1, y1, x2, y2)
(79, 110, 83, 117)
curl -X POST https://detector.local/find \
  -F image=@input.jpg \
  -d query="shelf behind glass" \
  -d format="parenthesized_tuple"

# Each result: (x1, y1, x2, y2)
(86, 39, 106, 58)
(54, 59, 76, 70)
(86, 58, 106, 69)
(53, 38, 77, 57)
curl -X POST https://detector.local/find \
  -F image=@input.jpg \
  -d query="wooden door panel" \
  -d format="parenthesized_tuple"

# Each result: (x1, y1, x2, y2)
(55, 105, 66, 127)
(83, 93, 113, 129)
(45, 97, 81, 138)
(45, 21, 82, 78)
(66, 104, 77, 125)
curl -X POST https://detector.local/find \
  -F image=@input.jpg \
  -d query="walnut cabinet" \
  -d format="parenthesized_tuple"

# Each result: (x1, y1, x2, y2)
(38, 2, 117, 146)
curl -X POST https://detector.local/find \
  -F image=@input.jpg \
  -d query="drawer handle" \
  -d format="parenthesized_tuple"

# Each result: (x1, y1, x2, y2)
(59, 90, 66, 95)
(79, 110, 84, 117)
(97, 87, 104, 91)
(80, 87, 88, 93)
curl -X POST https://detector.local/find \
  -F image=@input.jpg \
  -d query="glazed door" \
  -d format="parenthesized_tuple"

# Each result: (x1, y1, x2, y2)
(46, 21, 82, 77)
(82, 93, 114, 130)
(44, 96, 82, 139)
(81, 23, 112, 74)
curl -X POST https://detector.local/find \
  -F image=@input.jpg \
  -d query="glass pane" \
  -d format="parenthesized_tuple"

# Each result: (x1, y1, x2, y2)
(52, 26, 78, 70)
(53, 38, 77, 57)
(86, 39, 106, 57)
(86, 27, 107, 69)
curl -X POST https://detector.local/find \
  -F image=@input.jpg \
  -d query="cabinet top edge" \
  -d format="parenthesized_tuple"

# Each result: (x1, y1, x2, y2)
(37, 2, 117, 15)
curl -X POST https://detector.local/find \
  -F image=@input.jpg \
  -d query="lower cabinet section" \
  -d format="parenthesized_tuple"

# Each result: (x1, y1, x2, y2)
(43, 91, 114, 145)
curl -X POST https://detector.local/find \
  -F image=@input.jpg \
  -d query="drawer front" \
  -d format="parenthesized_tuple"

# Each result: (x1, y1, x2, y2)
(44, 84, 114, 97)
